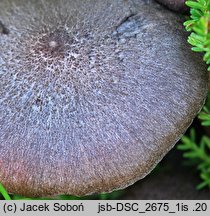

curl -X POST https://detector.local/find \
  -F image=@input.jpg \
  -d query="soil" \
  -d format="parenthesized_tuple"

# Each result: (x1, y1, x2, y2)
(122, 146, 210, 199)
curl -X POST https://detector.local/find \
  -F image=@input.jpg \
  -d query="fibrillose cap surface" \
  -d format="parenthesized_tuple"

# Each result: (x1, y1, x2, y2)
(0, 0, 208, 197)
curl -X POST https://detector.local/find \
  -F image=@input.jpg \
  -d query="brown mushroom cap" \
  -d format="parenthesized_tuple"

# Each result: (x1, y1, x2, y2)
(0, 0, 208, 197)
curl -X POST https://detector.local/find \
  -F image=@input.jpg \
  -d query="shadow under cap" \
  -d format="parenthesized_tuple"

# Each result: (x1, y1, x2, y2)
(0, 0, 208, 197)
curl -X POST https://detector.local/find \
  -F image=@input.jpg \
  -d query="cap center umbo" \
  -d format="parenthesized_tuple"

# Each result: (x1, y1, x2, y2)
(30, 28, 72, 59)
(48, 40, 59, 49)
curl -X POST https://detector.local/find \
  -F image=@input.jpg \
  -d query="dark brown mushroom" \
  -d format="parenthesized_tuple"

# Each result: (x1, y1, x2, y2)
(0, 0, 208, 197)
(155, 0, 189, 14)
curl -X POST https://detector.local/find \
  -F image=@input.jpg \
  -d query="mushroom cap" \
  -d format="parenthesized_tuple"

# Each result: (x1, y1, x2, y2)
(155, 0, 189, 13)
(0, 0, 208, 197)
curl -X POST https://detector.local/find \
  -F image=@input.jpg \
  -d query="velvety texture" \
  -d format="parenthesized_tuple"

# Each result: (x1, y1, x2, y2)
(0, 0, 208, 197)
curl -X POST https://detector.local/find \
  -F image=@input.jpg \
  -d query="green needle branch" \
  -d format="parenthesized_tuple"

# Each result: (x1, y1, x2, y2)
(184, 0, 210, 70)
(0, 183, 11, 200)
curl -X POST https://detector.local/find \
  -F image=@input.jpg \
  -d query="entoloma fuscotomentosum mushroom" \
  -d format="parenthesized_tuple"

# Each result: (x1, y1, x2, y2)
(0, 0, 208, 197)
(155, 0, 189, 13)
